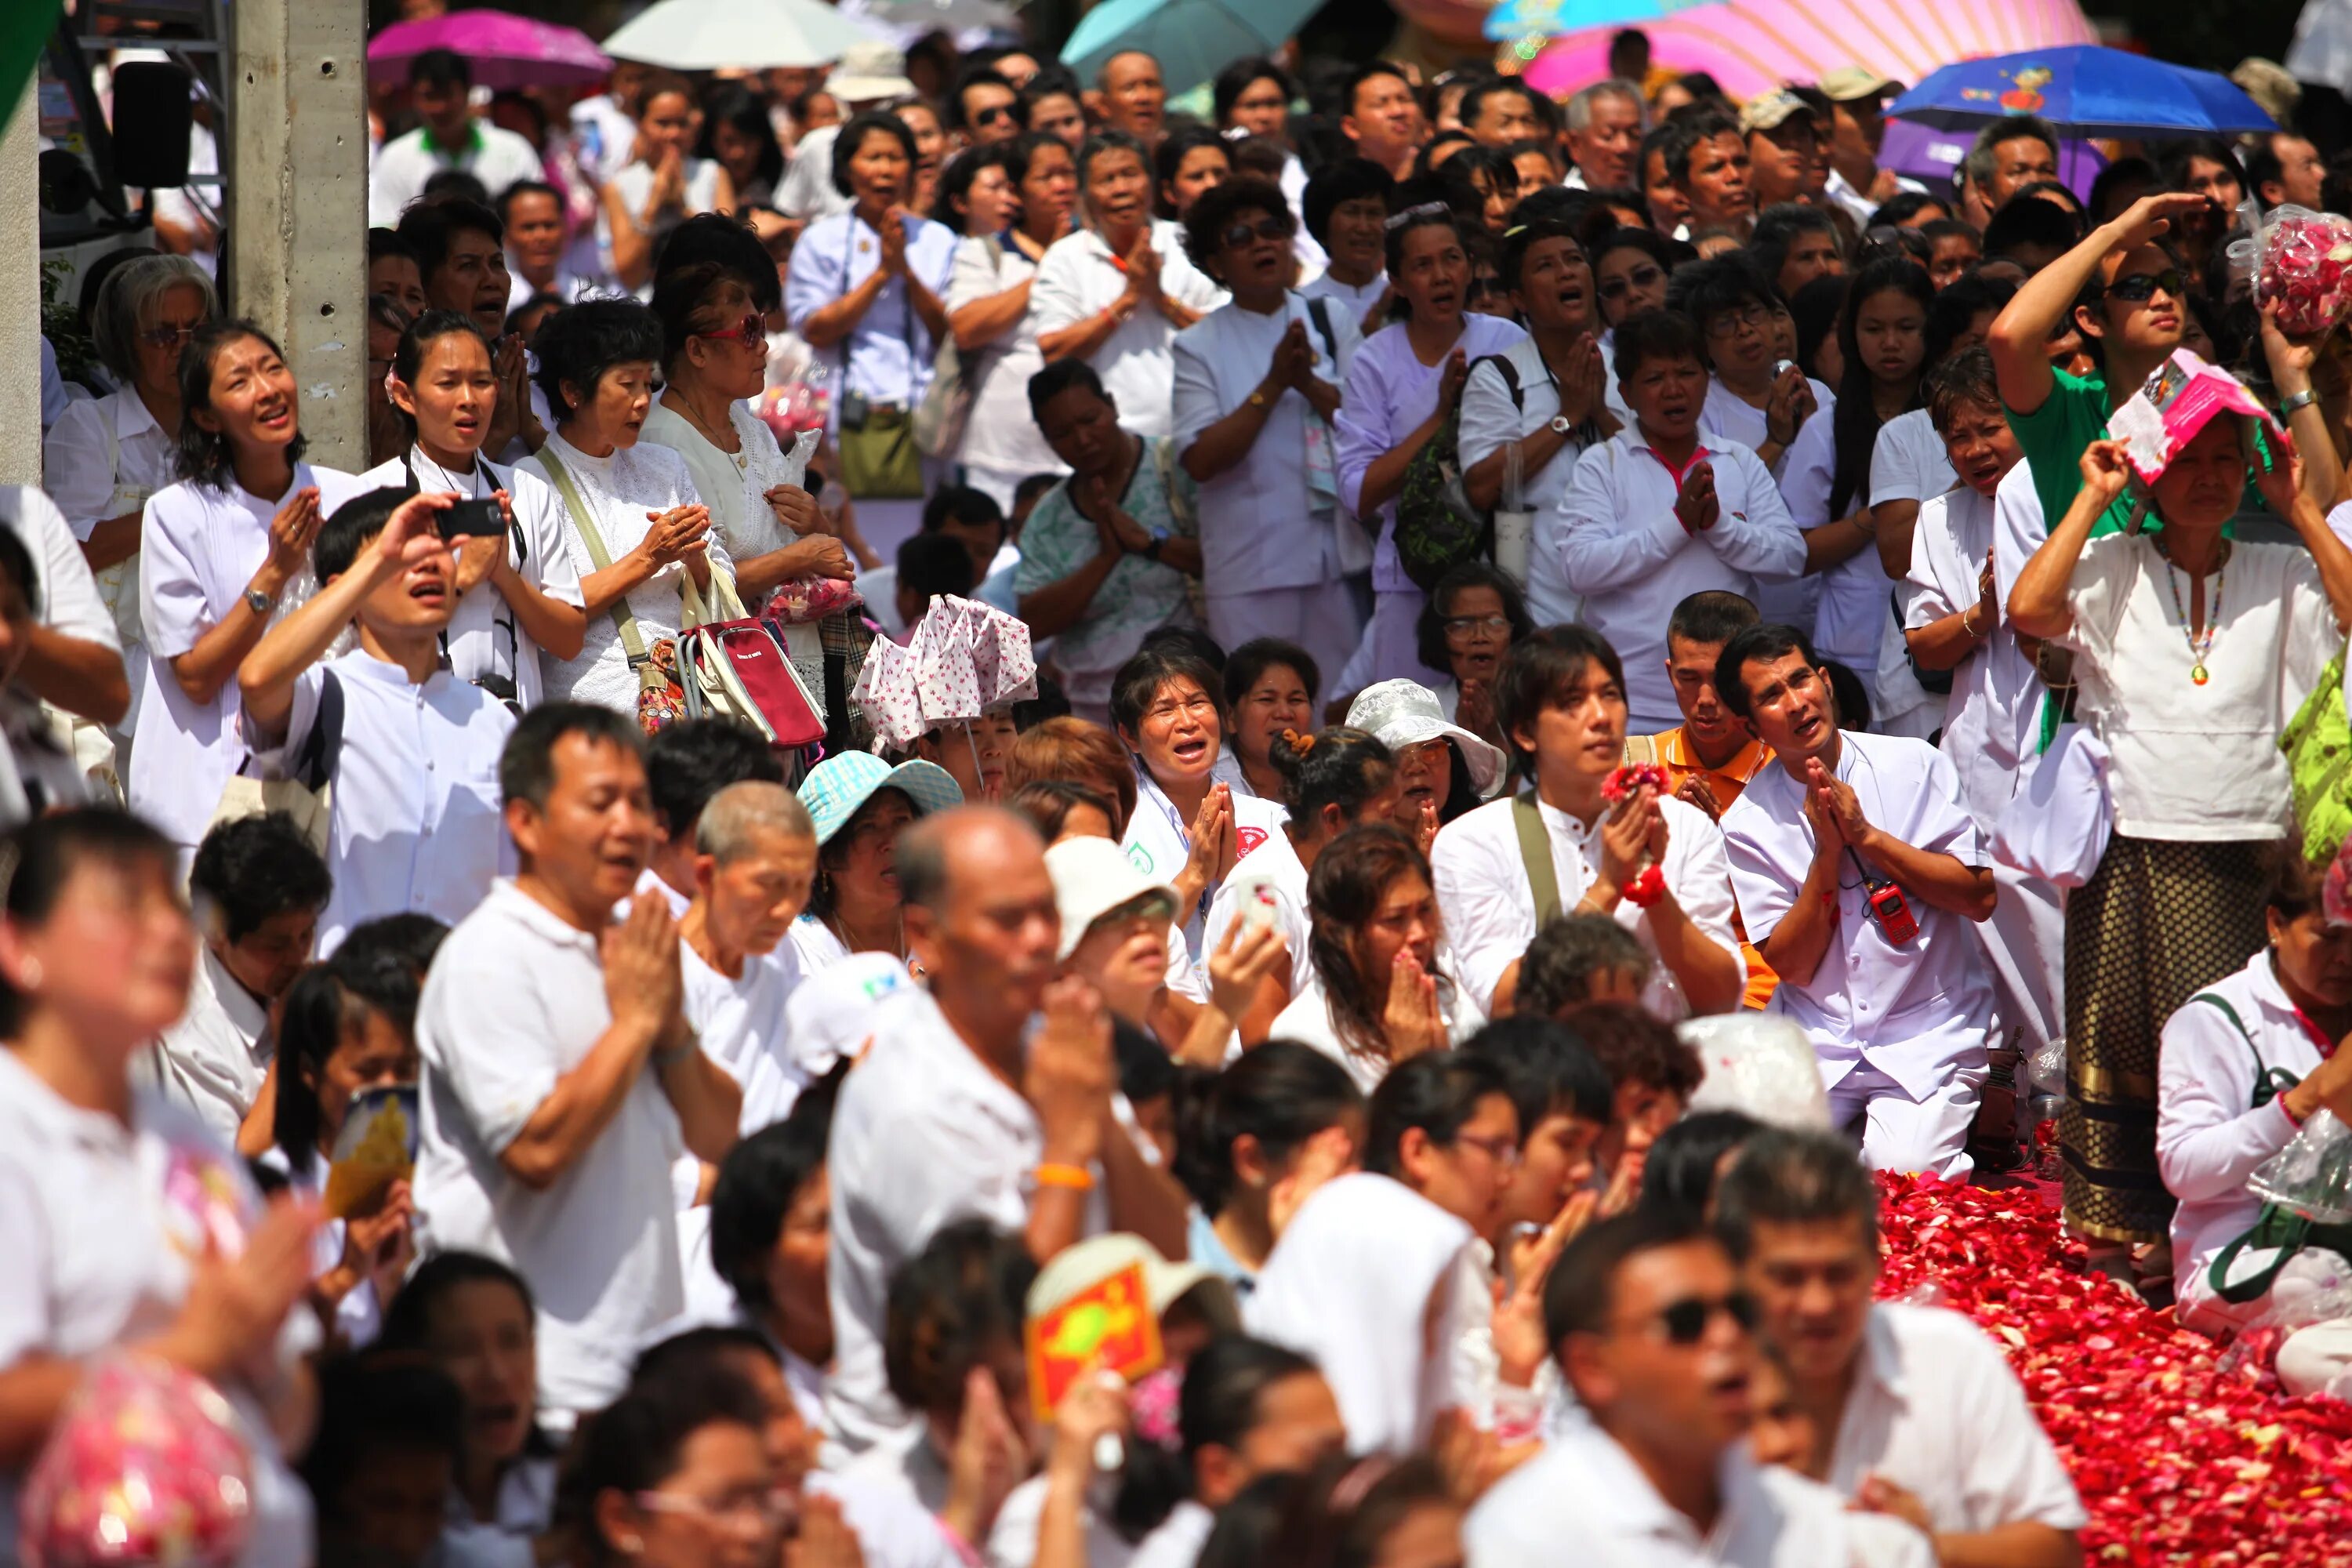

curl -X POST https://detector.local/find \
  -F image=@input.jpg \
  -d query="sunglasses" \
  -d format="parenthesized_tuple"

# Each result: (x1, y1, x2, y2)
(1653, 1290, 1759, 1345)
(140, 324, 201, 349)
(2107, 269, 2183, 303)
(695, 312, 767, 350)
(1221, 216, 1290, 250)
(975, 104, 1014, 127)
(1597, 263, 1664, 300)
(1095, 890, 1179, 930)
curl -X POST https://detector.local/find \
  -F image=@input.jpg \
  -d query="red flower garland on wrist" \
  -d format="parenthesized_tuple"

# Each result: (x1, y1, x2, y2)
(1621, 865, 1666, 907)
(1602, 763, 1669, 804)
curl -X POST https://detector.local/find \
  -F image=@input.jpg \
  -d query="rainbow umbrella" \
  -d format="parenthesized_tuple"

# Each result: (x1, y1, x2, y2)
(365, 11, 611, 90)
(1515, 0, 2096, 103)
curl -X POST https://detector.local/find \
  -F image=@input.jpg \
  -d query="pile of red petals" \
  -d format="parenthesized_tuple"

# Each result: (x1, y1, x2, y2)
(1875, 1174, 2352, 1566)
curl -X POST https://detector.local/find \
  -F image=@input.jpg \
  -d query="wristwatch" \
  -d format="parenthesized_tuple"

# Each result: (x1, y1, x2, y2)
(243, 586, 274, 616)
(1141, 536, 1164, 562)
(2282, 387, 2321, 416)
(1548, 413, 1574, 435)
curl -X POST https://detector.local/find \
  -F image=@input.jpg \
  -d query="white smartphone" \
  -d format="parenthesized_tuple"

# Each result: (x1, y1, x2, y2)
(1225, 863, 1285, 936)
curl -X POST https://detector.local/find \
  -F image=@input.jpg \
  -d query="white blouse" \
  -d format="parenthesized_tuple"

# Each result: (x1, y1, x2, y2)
(636, 399, 816, 604)
(42, 387, 177, 651)
(946, 234, 1062, 479)
(516, 433, 737, 716)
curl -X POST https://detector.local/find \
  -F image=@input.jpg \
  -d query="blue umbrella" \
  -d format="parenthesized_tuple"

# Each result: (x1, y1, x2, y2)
(1058, 0, 1320, 94)
(1886, 45, 2275, 140)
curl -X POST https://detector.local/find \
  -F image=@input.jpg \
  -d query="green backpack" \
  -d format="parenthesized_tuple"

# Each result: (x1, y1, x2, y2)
(1392, 404, 1486, 593)
(2282, 644, 2352, 865)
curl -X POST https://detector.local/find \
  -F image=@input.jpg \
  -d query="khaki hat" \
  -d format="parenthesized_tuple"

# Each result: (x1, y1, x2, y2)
(1737, 89, 1812, 136)
(826, 42, 916, 104)
(1819, 67, 1900, 104)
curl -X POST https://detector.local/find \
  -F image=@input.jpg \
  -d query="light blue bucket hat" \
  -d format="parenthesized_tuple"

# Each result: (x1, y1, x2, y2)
(797, 752, 964, 846)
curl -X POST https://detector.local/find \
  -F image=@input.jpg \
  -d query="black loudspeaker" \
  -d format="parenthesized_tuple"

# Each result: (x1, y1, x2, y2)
(111, 60, 195, 191)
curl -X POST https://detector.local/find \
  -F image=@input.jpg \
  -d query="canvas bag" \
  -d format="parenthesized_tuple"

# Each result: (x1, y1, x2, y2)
(913, 236, 1001, 459)
(207, 670, 343, 853)
(835, 220, 926, 498)
(539, 447, 689, 735)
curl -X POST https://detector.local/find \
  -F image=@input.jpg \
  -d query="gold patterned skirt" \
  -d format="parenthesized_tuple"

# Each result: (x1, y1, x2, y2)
(2060, 834, 2269, 1246)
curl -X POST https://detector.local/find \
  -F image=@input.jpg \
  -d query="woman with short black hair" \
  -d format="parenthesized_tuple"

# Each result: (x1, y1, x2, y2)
(948, 131, 1080, 508)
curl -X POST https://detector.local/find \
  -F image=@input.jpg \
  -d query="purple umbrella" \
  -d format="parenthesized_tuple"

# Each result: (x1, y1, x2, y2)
(367, 12, 612, 91)
(1879, 118, 2110, 203)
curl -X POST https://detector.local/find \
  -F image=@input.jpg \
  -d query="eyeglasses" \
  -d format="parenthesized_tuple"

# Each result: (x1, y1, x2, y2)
(630, 1489, 796, 1533)
(695, 312, 768, 350)
(1443, 613, 1512, 639)
(2107, 269, 2183, 303)
(140, 324, 201, 349)
(1096, 890, 1180, 930)
(1651, 1290, 1759, 1345)
(1451, 1131, 1521, 1169)
(1596, 263, 1664, 301)
(975, 103, 1014, 127)
(1220, 216, 1290, 250)
(1704, 305, 1771, 339)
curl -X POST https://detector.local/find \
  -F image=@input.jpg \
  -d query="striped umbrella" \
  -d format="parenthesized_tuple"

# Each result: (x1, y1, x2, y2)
(1513, 0, 2096, 105)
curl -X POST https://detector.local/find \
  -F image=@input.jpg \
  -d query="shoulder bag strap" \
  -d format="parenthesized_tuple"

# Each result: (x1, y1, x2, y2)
(292, 669, 344, 793)
(2190, 993, 2304, 1108)
(1512, 791, 1563, 927)
(1153, 437, 1192, 535)
(1305, 296, 1338, 362)
(1621, 735, 1658, 766)
(537, 448, 654, 673)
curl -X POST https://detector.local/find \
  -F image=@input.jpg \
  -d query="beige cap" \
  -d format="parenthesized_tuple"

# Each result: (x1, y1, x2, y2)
(826, 42, 916, 104)
(1737, 89, 1812, 136)
(1819, 67, 1900, 104)
(1044, 836, 1178, 962)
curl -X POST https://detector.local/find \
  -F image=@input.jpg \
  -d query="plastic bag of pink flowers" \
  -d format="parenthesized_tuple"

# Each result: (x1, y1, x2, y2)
(2245, 204, 2352, 336)
(17, 1356, 254, 1568)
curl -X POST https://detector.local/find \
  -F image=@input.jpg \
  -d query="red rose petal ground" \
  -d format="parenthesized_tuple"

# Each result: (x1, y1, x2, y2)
(1875, 1174, 2352, 1566)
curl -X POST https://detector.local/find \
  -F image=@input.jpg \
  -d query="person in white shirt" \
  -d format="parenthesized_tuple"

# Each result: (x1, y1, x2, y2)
(706, 1108, 839, 1429)
(235, 488, 518, 955)
(1715, 622, 1998, 1179)
(397, 200, 543, 460)
(1432, 624, 1747, 1020)
(1718, 1128, 2085, 1564)
(0, 533, 100, 821)
(826, 806, 1190, 1454)
(1034, 129, 1223, 441)
(42, 255, 215, 727)
(2158, 858, 2352, 1382)
(358, 310, 589, 710)
(1297, 159, 1396, 336)
(0, 485, 133, 753)
(132, 321, 368, 856)
(1557, 310, 1806, 735)
(1467, 1210, 1928, 1568)
(1173, 176, 1364, 684)
(1563, 80, 1646, 191)
(678, 781, 819, 1137)
(601, 71, 738, 296)
(1668, 256, 1828, 477)
(518, 299, 738, 716)
(947, 132, 1080, 509)
(144, 811, 332, 1145)
(412, 703, 742, 1423)
(369, 50, 546, 228)
(0, 810, 323, 1568)
(1901, 350, 2063, 1076)
(1459, 218, 1622, 630)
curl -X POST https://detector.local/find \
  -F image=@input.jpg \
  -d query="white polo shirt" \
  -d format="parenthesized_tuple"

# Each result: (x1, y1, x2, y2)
(415, 879, 687, 1420)
(1465, 1423, 1929, 1567)
(1719, 734, 1994, 1098)
(0, 1051, 318, 1568)
(41, 394, 176, 653)
(825, 988, 1107, 1454)
(1122, 768, 1287, 962)
(133, 464, 370, 849)
(368, 122, 546, 227)
(1555, 432, 1806, 733)
(143, 941, 271, 1145)
(243, 650, 517, 956)
(1824, 1304, 2087, 1536)
(1032, 222, 1226, 439)
(1171, 291, 1362, 591)
(1458, 339, 1604, 629)
(682, 937, 811, 1135)
(1, 485, 122, 652)
(358, 449, 586, 711)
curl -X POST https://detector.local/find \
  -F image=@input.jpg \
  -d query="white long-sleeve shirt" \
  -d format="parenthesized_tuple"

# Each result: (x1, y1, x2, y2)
(1555, 430, 1806, 732)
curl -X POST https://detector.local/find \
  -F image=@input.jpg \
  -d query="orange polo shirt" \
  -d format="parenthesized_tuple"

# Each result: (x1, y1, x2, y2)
(1625, 727, 1778, 1010)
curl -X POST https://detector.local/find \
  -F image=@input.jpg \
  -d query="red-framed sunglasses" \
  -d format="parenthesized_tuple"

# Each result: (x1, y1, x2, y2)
(695, 312, 767, 350)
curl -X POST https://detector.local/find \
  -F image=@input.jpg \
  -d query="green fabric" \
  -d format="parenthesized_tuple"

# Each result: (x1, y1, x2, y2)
(1512, 793, 1561, 927)
(2282, 644, 2352, 865)
(0, 2, 63, 140)
(2006, 365, 2274, 542)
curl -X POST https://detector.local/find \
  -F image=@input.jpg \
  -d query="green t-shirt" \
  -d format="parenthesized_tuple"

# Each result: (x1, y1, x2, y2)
(2006, 365, 2273, 537)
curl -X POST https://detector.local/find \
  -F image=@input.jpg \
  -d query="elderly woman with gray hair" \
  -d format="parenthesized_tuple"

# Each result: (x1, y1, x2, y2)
(42, 253, 219, 726)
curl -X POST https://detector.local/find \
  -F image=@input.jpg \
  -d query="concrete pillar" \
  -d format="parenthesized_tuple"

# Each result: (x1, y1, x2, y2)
(0, 87, 38, 487)
(230, 0, 366, 471)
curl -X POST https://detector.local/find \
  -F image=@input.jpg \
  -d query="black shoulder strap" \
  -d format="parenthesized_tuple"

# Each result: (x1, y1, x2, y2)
(293, 670, 345, 793)
(1492, 354, 1523, 412)
(1305, 296, 1338, 361)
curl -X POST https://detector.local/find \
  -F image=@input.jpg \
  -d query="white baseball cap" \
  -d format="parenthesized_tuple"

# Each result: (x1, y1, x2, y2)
(1045, 837, 1178, 962)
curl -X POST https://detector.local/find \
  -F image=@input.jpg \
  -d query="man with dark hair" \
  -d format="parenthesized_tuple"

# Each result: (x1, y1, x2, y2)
(1513, 913, 1653, 1015)
(1634, 590, 1768, 818)
(1738, 93, 1817, 210)
(1715, 1129, 2085, 1566)
(414, 702, 741, 1424)
(305, 1353, 468, 1568)
(1461, 77, 1550, 149)
(923, 484, 1015, 610)
(1299, 158, 1397, 329)
(950, 65, 1025, 145)
(1979, 194, 2079, 274)
(395, 198, 514, 343)
(826, 805, 1185, 1453)
(1961, 114, 2060, 221)
(1667, 111, 1756, 239)
(371, 49, 546, 227)
(1920, 217, 1982, 289)
(1341, 63, 1428, 182)
(498, 180, 586, 314)
(146, 810, 333, 1140)
(1465, 1210, 1913, 1565)
(641, 718, 788, 909)
(1465, 1015, 1615, 1251)
(1558, 308, 1806, 732)
(2247, 130, 2326, 211)
(1715, 623, 1996, 1179)
(1748, 204, 1843, 302)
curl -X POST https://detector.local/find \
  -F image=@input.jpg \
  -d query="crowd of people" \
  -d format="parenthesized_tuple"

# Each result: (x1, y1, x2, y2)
(14, 14, 2352, 1568)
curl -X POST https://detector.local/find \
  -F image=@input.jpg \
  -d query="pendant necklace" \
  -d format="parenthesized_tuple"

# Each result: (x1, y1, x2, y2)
(2157, 536, 2227, 686)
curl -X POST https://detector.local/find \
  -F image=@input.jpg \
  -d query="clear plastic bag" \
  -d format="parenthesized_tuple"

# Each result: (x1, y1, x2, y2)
(2229, 202, 2352, 336)
(2248, 1107, 2352, 1223)
(1678, 1012, 1832, 1130)
(18, 1354, 254, 1568)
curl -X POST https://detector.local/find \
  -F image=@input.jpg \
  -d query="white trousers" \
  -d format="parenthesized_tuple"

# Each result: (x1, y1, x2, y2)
(1827, 1060, 1983, 1182)
(1205, 578, 1366, 698)
(2278, 1317, 2352, 1399)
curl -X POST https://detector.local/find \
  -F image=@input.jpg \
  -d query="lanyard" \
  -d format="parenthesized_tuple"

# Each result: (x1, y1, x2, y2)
(1134, 759, 1212, 921)
(840, 214, 916, 399)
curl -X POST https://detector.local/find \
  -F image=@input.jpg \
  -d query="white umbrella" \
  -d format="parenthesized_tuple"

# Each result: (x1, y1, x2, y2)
(601, 0, 881, 71)
(2288, 0, 2352, 93)
(862, 0, 1022, 31)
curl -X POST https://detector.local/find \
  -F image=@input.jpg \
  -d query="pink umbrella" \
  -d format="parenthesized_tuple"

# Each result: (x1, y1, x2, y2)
(1519, 0, 2096, 103)
(366, 12, 612, 91)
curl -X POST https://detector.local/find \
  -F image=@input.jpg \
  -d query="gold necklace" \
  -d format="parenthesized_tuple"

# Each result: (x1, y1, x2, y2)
(670, 390, 746, 472)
